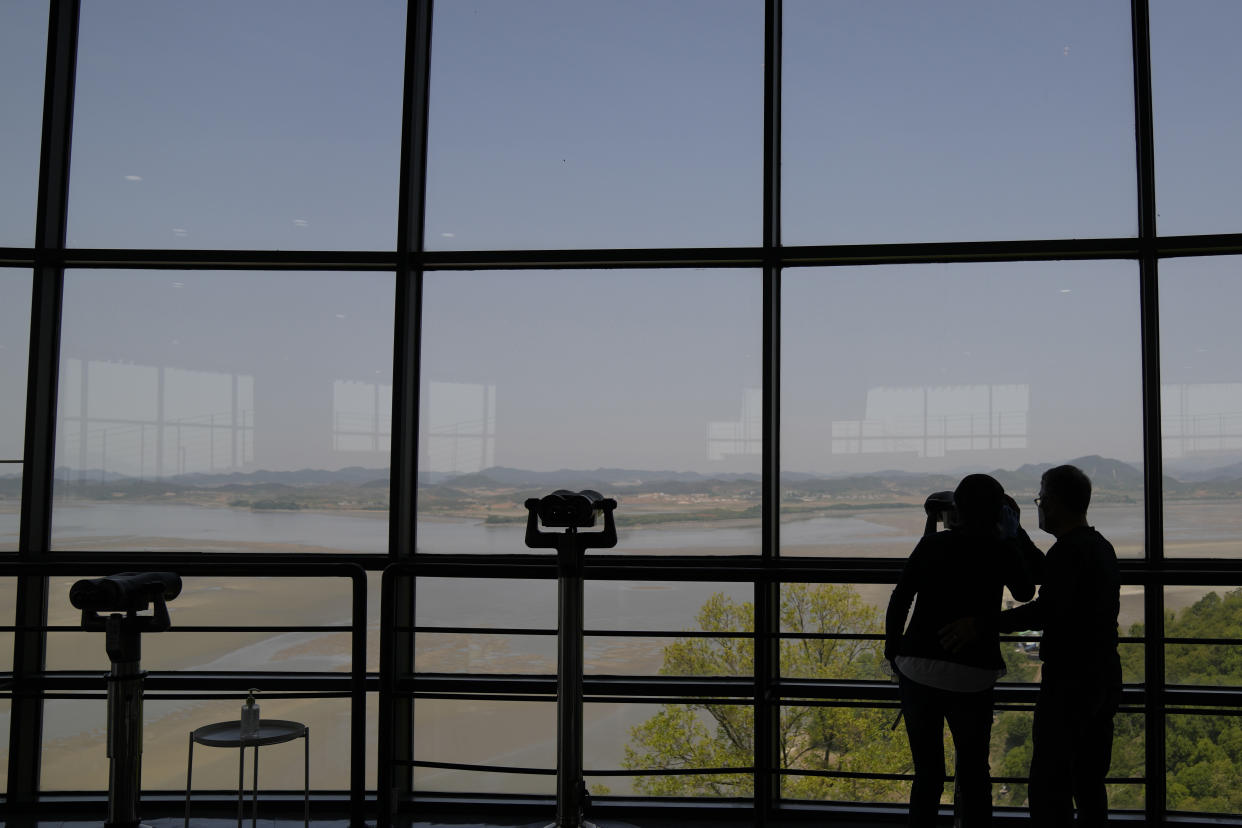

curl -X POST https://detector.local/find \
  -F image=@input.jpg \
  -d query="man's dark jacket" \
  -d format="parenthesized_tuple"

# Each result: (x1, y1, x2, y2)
(997, 525, 1120, 682)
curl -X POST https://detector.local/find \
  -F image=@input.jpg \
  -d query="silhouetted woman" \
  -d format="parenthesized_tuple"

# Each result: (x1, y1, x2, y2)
(885, 473, 1039, 827)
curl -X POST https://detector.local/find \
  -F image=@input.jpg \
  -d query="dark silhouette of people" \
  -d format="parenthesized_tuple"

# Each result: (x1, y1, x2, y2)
(940, 464, 1121, 826)
(885, 473, 1040, 827)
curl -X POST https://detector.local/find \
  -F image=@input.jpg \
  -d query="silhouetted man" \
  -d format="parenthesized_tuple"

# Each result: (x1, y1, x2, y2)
(943, 464, 1121, 826)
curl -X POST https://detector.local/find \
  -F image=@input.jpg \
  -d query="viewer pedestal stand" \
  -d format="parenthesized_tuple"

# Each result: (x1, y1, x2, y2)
(524, 492, 617, 828)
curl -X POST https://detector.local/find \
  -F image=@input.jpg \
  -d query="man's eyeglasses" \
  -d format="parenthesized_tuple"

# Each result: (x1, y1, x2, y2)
(1033, 496, 1044, 507)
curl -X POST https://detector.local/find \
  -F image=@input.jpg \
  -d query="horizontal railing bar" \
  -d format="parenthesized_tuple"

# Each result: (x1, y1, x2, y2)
(406, 760, 555, 775)
(26, 625, 353, 633)
(6, 233, 1241, 273)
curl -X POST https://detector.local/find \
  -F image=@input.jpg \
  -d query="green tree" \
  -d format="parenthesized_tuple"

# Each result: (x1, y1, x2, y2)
(622, 584, 920, 801)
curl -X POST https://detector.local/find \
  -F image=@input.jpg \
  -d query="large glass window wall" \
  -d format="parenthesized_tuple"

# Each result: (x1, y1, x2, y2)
(5, 1, 1242, 825)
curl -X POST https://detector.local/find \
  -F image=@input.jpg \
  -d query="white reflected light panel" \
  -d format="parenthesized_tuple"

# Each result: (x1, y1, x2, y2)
(782, 261, 1144, 556)
(416, 269, 762, 555)
(52, 270, 394, 552)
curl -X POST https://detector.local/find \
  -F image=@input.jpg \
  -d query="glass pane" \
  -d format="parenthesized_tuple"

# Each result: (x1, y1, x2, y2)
(42, 698, 107, 791)
(418, 270, 761, 554)
(1161, 257, 1242, 557)
(425, 0, 761, 250)
(1166, 713, 1242, 813)
(780, 582, 886, 680)
(1161, 586, 1242, 686)
(1151, 1, 1242, 236)
(618, 702, 753, 797)
(586, 635, 731, 677)
(779, 704, 909, 803)
(0, 465, 19, 552)
(781, 262, 1144, 557)
(587, 580, 752, 632)
(52, 270, 393, 552)
(47, 574, 360, 673)
(416, 577, 556, 628)
(414, 698, 555, 794)
(783, 0, 1135, 245)
(0, 575, 12, 668)
(994, 709, 1145, 811)
(68, 1, 404, 249)
(416, 632, 554, 674)
(0, 270, 33, 462)
(42, 696, 358, 791)
(0, 699, 7, 785)
(0, 1, 46, 247)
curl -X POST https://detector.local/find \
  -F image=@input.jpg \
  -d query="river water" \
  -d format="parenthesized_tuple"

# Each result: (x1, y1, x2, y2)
(1, 499, 1232, 792)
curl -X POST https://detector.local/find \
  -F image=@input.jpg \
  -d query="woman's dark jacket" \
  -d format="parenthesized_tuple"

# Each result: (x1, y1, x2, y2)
(885, 528, 1041, 672)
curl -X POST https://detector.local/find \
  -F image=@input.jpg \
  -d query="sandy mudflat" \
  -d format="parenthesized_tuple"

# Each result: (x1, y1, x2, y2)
(15, 518, 1242, 798)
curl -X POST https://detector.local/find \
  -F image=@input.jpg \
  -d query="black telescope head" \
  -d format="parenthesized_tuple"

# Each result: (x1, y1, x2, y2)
(70, 572, 182, 614)
(529, 489, 609, 528)
(922, 490, 959, 536)
(924, 490, 955, 518)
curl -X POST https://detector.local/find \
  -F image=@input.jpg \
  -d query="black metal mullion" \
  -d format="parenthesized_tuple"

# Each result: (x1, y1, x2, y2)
(10, 0, 80, 808)
(755, 1, 783, 823)
(383, 1, 434, 821)
(1131, 0, 1165, 822)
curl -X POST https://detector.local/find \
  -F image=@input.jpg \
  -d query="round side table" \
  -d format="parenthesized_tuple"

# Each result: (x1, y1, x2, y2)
(184, 718, 308, 828)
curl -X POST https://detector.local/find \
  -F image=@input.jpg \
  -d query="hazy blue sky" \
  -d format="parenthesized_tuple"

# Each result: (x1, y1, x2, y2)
(2, 1, 1242, 477)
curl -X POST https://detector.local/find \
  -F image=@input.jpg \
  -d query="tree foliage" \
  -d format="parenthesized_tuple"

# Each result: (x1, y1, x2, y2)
(624, 584, 1242, 811)
(1113, 587, 1242, 813)
(622, 584, 918, 800)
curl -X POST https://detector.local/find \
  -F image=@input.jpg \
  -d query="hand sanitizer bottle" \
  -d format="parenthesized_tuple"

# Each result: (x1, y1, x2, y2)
(241, 688, 260, 739)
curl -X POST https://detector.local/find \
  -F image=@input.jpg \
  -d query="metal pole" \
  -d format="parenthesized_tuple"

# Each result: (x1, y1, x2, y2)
(553, 532, 588, 827)
(104, 616, 145, 828)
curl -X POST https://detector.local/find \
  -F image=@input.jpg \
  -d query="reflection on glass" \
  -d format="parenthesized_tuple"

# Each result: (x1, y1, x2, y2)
(68, 2, 403, 250)
(1160, 258, 1242, 558)
(779, 704, 909, 802)
(0, 1, 46, 246)
(1151, 1, 1242, 236)
(1166, 714, 1240, 813)
(418, 270, 761, 555)
(615, 702, 752, 797)
(782, 262, 1144, 557)
(426, 0, 761, 250)
(783, 0, 1134, 244)
(52, 271, 393, 552)
(414, 699, 554, 795)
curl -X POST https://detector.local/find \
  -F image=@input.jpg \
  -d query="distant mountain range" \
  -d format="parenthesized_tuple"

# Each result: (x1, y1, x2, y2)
(1, 454, 1234, 500)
